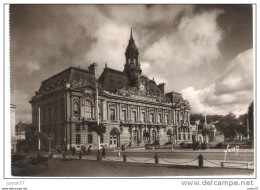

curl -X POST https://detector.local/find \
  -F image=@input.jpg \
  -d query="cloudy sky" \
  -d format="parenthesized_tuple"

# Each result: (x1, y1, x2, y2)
(10, 4, 253, 123)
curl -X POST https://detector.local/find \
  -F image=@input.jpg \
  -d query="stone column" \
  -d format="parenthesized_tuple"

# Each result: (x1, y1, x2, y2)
(188, 112, 190, 126)
(154, 109, 157, 123)
(137, 128, 140, 145)
(127, 104, 131, 122)
(140, 126, 144, 143)
(146, 107, 149, 122)
(102, 100, 107, 121)
(149, 127, 152, 143)
(162, 109, 165, 125)
(117, 103, 120, 121)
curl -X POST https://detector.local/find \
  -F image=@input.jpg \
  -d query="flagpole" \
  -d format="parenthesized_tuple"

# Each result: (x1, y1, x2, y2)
(204, 110, 208, 149)
(96, 82, 100, 151)
(247, 117, 249, 140)
(38, 106, 41, 151)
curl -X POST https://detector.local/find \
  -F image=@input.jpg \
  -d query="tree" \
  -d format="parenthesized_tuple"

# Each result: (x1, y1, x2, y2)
(248, 101, 254, 135)
(88, 123, 106, 135)
(215, 112, 240, 140)
(190, 114, 223, 123)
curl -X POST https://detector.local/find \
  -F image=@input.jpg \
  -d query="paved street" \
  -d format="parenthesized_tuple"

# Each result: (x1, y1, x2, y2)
(32, 159, 254, 177)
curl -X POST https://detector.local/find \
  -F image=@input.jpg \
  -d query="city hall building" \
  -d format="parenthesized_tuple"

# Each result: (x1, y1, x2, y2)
(30, 30, 192, 150)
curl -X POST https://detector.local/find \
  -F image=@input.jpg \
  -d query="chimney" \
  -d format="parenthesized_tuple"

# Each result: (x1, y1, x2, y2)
(158, 83, 165, 94)
(88, 62, 98, 78)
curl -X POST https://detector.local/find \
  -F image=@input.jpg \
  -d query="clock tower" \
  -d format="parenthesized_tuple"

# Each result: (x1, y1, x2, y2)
(123, 28, 142, 86)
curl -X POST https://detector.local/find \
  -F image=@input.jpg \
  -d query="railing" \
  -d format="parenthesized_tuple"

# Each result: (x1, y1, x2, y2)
(57, 152, 253, 169)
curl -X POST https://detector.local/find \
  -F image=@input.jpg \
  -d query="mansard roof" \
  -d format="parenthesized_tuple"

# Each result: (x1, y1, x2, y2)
(166, 91, 186, 104)
(98, 67, 130, 93)
(38, 67, 96, 93)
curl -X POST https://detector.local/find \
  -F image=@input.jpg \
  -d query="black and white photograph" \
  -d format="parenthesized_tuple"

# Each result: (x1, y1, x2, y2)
(1, 2, 258, 190)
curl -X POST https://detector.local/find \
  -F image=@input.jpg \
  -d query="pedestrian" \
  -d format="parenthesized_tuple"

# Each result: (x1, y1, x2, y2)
(72, 146, 76, 156)
(121, 144, 125, 151)
(87, 145, 92, 155)
(118, 148, 121, 157)
(81, 145, 86, 155)
(102, 145, 106, 158)
(83, 146, 87, 155)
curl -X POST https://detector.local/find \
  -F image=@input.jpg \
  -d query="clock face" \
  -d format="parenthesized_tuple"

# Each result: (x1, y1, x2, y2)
(140, 84, 145, 91)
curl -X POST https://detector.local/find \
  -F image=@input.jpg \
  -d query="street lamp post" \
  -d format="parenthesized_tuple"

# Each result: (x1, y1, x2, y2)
(48, 137, 52, 156)
(96, 82, 102, 161)
(38, 106, 41, 151)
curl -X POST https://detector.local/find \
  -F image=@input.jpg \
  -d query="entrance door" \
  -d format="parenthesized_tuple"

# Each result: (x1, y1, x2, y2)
(110, 128, 120, 147)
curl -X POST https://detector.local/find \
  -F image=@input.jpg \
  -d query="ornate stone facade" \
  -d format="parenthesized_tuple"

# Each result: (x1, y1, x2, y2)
(30, 30, 192, 150)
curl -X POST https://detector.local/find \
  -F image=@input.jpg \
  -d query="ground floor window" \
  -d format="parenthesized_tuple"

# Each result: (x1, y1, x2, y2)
(133, 130, 138, 142)
(110, 135, 117, 145)
(178, 134, 181, 140)
(151, 130, 156, 142)
(76, 134, 81, 144)
(183, 133, 186, 140)
(188, 134, 190, 140)
(88, 134, 93, 144)
(143, 130, 149, 142)
(166, 130, 172, 142)
(100, 134, 104, 143)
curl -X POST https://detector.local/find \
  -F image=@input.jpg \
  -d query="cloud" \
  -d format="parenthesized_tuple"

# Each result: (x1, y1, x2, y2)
(10, 5, 253, 123)
(182, 49, 253, 116)
(142, 9, 224, 92)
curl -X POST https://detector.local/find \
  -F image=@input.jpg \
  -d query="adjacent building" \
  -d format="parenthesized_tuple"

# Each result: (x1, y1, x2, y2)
(30, 30, 192, 150)
(190, 120, 224, 144)
(11, 104, 17, 152)
(15, 121, 31, 141)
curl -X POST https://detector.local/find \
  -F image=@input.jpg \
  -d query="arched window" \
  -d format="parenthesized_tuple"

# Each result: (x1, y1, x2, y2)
(167, 130, 172, 142)
(82, 99, 92, 119)
(180, 112, 184, 125)
(133, 130, 138, 142)
(73, 98, 79, 116)
(151, 130, 156, 143)
(110, 128, 120, 146)
(150, 113, 154, 123)
(143, 130, 149, 143)
(165, 114, 169, 124)
(158, 113, 162, 123)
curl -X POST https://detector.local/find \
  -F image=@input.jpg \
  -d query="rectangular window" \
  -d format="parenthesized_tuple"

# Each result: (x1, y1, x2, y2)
(88, 134, 93, 144)
(158, 113, 162, 123)
(183, 134, 186, 140)
(150, 113, 154, 123)
(188, 134, 190, 140)
(178, 134, 181, 140)
(165, 114, 169, 124)
(76, 134, 81, 144)
(122, 110, 127, 121)
(110, 109, 116, 121)
(141, 112, 146, 122)
(76, 124, 81, 132)
(132, 110, 137, 122)
(100, 134, 104, 143)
